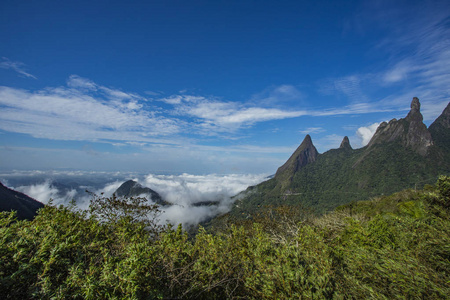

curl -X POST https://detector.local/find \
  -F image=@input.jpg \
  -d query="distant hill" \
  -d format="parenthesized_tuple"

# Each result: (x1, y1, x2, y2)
(114, 180, 168, 205)
(231, 98, 450, 217)
(0, 182, 45, 220)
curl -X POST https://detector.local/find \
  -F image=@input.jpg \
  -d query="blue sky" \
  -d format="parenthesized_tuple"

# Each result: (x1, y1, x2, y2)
(0, 0, 449, 174)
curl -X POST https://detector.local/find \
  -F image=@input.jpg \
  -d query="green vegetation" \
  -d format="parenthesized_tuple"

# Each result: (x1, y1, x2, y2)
(1, 176, 450, 299)
(232, 100, 450, 219)
(232, 142, 448, 218)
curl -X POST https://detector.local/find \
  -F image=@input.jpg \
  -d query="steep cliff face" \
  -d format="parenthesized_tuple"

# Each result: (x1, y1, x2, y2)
(367, 97, 433, 156)
(275, 135, 318, 184)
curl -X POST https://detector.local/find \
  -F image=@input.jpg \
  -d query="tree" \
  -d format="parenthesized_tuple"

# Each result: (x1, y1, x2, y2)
(88, 192, 163, 237)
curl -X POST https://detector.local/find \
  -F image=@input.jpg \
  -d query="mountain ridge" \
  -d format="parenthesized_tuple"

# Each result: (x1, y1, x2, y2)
(114, 180, 167, 205)
(230, 97, 450, 218)
(0, 182, 45, 220)
(275, 134, 318, 188)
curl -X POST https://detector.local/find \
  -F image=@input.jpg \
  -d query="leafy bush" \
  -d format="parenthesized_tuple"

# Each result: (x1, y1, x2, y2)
(1, 176, 449, 299)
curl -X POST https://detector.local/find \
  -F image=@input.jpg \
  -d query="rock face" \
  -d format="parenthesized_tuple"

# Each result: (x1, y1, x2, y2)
(115, 180, 166, 205)
(0, 182, 45, 220)
(367, 97, 433, 156)
(229, 97, 450, 219)
(275, 134, 318, 182)
(429, 102, 450, 152)
(430, 101, 450, 130)
(339, 136, 352, 150)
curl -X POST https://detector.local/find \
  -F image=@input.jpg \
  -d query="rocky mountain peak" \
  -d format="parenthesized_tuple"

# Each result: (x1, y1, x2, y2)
(411, 97, 421, 113)
(115, 180, 166, 205)
(406, 97, 423, 122)
(367, 97, 433, 156)
(339, 136, 352, 149)
(275, 135, 318, 180)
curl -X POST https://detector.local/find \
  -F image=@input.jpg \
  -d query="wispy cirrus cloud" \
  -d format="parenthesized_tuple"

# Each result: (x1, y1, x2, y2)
(2, 76, 382, 146)
(250, 84, 305, 106)
(0, 57, 36, 79)
(300, 127, 325, 134)
(375, 5, 450, 121)
(333, 75, 369, 103)
(160, 92, 401, 135)
(2, 71, 440, 153)
(0, 76, 180, 143)
(161, 94, 309, 132)
(317, 1, 449, 124)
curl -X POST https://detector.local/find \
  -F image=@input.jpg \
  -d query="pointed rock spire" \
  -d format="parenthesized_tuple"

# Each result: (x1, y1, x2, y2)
(404, 97, 433, 155)
(275, 135, 318, 180)
(339, 136, 352, 149)
(367, 97, 432, 156)
(406, 97, 423, 122)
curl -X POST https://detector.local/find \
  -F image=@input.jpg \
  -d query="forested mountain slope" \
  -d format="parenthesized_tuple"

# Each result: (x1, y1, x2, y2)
(231, 98, 450, 217)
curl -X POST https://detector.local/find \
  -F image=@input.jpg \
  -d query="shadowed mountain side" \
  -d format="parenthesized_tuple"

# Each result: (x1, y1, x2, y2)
(0, 182, 45, 220)
(275, 134, 318, 188)
(339, 136, 352, 150)
(229, 97, 450, 218)
(115, 180, 168, 206)
(429, 102, 450, 153)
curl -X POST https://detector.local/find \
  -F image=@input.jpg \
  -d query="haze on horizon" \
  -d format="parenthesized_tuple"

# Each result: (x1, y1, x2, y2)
(1, 0, 449, 174)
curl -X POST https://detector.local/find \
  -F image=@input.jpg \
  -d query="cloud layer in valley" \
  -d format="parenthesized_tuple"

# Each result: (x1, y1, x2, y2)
(3, 171, 268, 227)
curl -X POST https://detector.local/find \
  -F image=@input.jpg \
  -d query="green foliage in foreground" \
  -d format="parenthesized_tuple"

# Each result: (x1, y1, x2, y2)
(1, 176, 450, 299)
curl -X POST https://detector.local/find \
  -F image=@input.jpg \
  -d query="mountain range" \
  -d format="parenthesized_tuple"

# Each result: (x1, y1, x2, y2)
(230, 97, 450, 217)
(1, 97, 448, 222)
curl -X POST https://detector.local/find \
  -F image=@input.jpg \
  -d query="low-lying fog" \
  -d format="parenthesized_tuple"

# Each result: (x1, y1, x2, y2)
(1, 171, 269, 227)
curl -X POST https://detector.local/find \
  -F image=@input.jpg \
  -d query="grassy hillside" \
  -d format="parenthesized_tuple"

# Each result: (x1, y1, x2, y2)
(1, 176, 449, 299)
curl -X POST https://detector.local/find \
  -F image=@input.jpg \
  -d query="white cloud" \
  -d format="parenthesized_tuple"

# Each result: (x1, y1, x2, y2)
(0, 57, 36, 79)
(15, 181, 77, 206)
(382, 60, 418, 83)
(144, 173, 267, 206)
(1, 73, 428, 149)
(317, 2, 449, 122)
(161, 94, 308, 132)
(421, 100, 449, 123)
(370, 1, 450, 120)
(0, 78, 180, 143)
(250, 84, 304, 106)
(356, 122, 382, 146)
(300, 127, 325, 134)
(67, 75, 97, 90)
(332, 75, 369, 103)
(5, 171, 269, 227)
(143, 173, 270, 226)
(311, 102, 393, 117)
